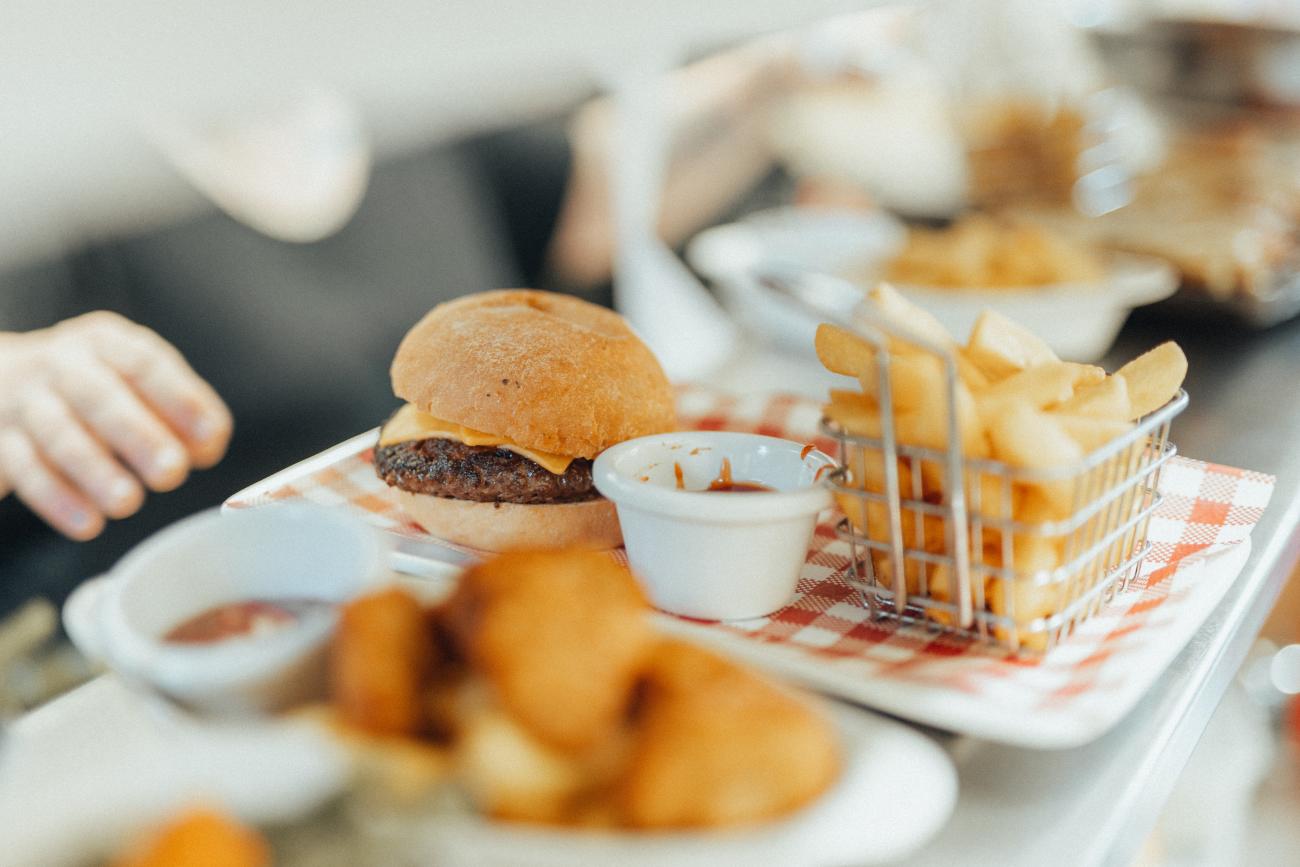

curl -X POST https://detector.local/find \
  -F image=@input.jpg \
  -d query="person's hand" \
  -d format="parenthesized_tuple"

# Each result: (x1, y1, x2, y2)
(0, 311, 232, 539)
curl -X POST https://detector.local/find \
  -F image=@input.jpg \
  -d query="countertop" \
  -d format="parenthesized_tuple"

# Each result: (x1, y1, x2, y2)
(902, 306, 1300, 867)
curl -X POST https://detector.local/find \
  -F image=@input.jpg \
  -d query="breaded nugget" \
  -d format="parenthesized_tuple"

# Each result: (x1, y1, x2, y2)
(441, 549, 654, 752)
(456, 706, 587, 824)
(111, 808, 269, 867)
(619, 640, 840, 828)
(447, 675, 636, 825)
(332, 587, 435, 737)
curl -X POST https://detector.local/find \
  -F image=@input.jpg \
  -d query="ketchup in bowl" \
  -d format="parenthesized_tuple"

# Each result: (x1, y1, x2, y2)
(163, 598, 329, 644)
(669, 457, 775, 493)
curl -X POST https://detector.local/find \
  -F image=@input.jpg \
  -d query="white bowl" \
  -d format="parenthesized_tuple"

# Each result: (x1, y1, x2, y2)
(888, 252, 1178, 360)
(593, 432, 833, 620)
(687, 207, 904, 357)
(63, 504, 388, 715)
(688, 206, 1178, 361)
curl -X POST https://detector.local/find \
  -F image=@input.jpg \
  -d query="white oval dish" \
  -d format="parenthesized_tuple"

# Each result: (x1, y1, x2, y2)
(63, 504, 388, 715)
(887, 252, 1178, 361)
(687, 206, 1178, 362)
(593, 432, 833, 620)
(413, 705, 957, 867)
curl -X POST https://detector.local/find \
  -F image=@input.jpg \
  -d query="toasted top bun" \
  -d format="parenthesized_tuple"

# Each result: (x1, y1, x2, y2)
(391, 290, 676, 459)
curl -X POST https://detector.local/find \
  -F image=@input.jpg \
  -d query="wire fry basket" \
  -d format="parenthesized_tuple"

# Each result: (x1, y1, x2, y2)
(760, 269, 1188, 653)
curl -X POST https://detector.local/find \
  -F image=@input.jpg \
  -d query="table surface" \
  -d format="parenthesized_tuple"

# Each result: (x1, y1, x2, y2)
(14, 305, 1300, 867)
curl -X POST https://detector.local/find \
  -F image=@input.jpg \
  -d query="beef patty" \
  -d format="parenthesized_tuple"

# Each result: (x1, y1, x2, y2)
(373, 438, 597, 504)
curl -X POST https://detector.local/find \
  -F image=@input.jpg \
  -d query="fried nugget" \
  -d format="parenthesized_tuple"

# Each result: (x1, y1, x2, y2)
(441, 549, 654, 752)
(111, 808, 269, 867)
(332, 587, 435, 737)
(619, 641, 840, 829)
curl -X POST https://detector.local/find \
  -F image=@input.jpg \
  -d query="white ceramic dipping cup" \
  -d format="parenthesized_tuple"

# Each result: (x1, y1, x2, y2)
(594, 432, 834, 620)
(63, 504, 388, 715)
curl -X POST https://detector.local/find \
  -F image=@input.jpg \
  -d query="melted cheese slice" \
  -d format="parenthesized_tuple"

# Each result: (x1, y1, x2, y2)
(379, 404, 574, 475)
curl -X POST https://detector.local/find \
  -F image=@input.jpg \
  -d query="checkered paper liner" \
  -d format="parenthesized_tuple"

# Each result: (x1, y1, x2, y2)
(225, 387, 1274, 748)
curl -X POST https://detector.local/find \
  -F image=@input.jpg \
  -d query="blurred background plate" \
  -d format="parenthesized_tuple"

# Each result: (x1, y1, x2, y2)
(687, 206, 904, 357)
(890, 251, 1178, 360)
(688, 207, 1177, 361)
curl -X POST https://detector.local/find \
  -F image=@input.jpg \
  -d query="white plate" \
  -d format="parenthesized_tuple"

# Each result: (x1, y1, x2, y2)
(687, 207, 904, 357)
(654, 539, 1253, 750)
(223, 402, 1269, 750)
(687, 206, 1179, 361)
(888, 254, 1178, 360)
(32, 650, 955, 867)
(412, 705, 956, 867)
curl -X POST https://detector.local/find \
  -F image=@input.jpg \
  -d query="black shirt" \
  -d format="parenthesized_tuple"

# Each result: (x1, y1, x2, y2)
(0, 117, 585, 614)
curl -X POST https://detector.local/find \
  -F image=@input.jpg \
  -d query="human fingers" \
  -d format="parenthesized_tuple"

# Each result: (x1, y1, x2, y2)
(88, 317, 233, 468)
(16, 386, 144, 519)
(53, 352, 191, 492)
(0, 426, 105, 540)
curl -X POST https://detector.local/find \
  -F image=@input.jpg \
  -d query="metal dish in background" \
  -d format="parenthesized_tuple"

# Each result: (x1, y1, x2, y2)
(1092, 17, 1300, 109)
(1089, 18, 1300, 326)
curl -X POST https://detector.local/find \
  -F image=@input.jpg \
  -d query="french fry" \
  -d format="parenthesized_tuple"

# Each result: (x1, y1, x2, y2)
(1052, 373, 1130, 419)
(835, 451, 914, 525)
(1054, 414, 1135, 453)
(985, 535, 1064, 651)
(860, 353, 943, 413)
(965, 309, 1058, 381)
(955, 349, 993, 391)
(1014, 485, 1072, 524)
(987, 403, 1084, 516)
(1116, 341, 1187, 420)
(867, 508, 946, 598)
(901, 381, 988, 459)
(817, 321, 990, 398)
(865, 283, 955, 351)
(823, 389, 882, 438)
(975, 362, 1082, 424)
(815, 323, 877, 379)
(987, 404, 1084, 470)
(987, 577, 1061, 652)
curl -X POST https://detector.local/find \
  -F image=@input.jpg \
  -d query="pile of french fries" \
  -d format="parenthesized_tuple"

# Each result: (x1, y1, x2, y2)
(817, 284, 1188, 650)
(883, 213, 1105, 290)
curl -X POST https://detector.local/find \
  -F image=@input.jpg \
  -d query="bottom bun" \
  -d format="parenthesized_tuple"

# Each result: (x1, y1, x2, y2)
(395, 491, 623, 552)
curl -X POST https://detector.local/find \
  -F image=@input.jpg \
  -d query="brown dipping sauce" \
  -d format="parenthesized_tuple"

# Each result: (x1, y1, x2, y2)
(703, 458, 775, 493)
(666, 457, 776, 492)
(163, 598, 327, 644)
(707, 480, 775, 493)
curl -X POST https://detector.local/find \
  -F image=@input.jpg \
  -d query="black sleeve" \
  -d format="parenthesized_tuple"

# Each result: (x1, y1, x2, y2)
(464, 114, 577, 292)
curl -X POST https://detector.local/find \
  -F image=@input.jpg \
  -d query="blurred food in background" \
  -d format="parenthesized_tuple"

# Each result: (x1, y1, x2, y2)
(881, 214, 1106, 290)
(1008, 117, 1300, 321)
(702, 0, 1300, 372)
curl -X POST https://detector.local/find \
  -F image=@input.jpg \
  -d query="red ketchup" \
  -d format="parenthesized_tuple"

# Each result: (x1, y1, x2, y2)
(163, 599, 323, 644)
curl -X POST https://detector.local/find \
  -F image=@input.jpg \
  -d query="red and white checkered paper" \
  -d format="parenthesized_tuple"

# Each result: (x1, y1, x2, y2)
(226, 388, 1274, 748)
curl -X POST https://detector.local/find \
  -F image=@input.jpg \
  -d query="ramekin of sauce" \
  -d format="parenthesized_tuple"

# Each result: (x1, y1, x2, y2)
(593, 432, 833, 620)
(63, 505, 386, 715)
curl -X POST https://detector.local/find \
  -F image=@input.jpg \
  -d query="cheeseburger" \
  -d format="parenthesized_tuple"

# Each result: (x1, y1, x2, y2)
(375, 290, 675, 551)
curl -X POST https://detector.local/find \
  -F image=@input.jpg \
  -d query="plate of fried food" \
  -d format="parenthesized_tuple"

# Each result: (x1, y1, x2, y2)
(874, 213, 1178, 360)
(322, 549, 956, 867)
(688, 208, 1177, 362)
(60, 526, 956, 867)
